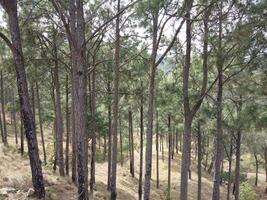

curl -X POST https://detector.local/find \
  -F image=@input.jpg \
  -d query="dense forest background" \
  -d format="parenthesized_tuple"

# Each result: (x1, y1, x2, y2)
(0, 0, 266, 200)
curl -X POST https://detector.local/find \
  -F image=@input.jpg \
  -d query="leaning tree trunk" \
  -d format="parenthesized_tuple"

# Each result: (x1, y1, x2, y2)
(0, 0, 45, 197)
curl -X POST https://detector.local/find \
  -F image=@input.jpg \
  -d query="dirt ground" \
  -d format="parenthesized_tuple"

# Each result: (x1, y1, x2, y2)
(0, 122, 229, 200)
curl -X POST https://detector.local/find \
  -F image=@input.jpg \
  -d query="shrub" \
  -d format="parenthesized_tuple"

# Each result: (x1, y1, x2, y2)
(239, 182, 259, 200)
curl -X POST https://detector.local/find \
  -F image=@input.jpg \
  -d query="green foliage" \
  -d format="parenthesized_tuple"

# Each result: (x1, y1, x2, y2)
(239, 182, 259, 200)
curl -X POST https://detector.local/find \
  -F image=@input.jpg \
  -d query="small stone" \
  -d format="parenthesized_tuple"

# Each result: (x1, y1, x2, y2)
(27, 188, 35, 197)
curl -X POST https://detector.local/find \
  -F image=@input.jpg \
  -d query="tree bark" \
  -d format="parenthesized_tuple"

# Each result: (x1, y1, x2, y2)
(197, 122, 202, 200)
(254, 153, 258, 186)
(227, 136, 233, 200)
(212, 4, 224, 198)
(0, 70, 7, 145)
(36, 82, 47, 165)
(119, 116, 123, 166)
(167, 114, 172, 200)
(20, 114, 24, 155)
(0, 0, 45, 197)
(234, 129, 241, 200)
(65, 75, 70, 176)
(53, 33, 65, 176)
(156, 111, 159, 189)
(265, 147, 267, 182)
(107, 99, 112, 190)
(90, 61, 96, 191)
(138, 92, 144, 200)
(143, 9, 158, 200)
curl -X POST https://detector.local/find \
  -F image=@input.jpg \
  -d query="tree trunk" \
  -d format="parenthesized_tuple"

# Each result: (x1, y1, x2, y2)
(0, 70, 7, 145)
(255, 154, 259, 188)
(53, 32, 65, 176)
(180, 2, 194, 199)
(227, 137, 233, 200)
(204, 136, 209, 171)
(110, 0, 121, 196)
(129, 110, 134, 177)
(197, 122, 202, 200)
(265, 147, 267, 182)
(0, 1, 45, 197)
(143, 9, 158, 200)
(107, 100, 112, 190)
(212, 4, 224, 198)
(65, 75, 70, 176)
(74, 1, 89, 198)
(0, 94, 3, 143)
(90, 61, 96, 191)
(36, 82, 47, 165)
(138, 93, 144, 200)
(167, 114, 171, 200)
(20, 115, 24, 155)
(12, 89, 18, 145)
(156, 111, 159, 189)
(234, 130, 241, 200)
(119, 116, 123, 166)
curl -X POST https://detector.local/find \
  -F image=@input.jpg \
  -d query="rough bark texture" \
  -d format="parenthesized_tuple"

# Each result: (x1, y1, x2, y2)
(227, 137, 233, 200)
(74, 1, 89, 199)
(107, 100, 112, 190)
(254, 153, 258, 186)
(0, 0, 45, 197)
(180, 1, 193, 199)
(53, 34, 65, 176)
(143, 9, 158, 200)
(110, 1, 121, 197)
(212, 5, 224, 198)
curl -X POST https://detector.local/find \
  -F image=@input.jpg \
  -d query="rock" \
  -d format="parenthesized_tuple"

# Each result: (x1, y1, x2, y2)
(2, 177, 9, 182)
(27, 188, 35, 197)
(0, 187, 16, 197)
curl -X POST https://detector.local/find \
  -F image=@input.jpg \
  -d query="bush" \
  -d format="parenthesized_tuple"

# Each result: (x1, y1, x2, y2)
(239, 182, 259, 200)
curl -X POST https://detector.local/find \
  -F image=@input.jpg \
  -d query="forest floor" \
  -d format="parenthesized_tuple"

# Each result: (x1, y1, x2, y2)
(0, 121, 239, 200)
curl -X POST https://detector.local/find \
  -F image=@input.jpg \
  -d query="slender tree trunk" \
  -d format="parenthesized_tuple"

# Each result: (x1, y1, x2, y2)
(31, 85, 36, 132)
(143, 9, 158, 200)
(167, 114, 171, 200)
(65, 75, 70, 176)
(20, 115, 24, 155)
(204, 136, 209, 171)
(156, 111, 159, 189)
(0, 70, 7, 145)
(212, 4, 224, 198)
(36, 82, 46, 165)
(0, 95, 3, 143)
(53, 33, 65, 176)
(176, 128, 178, 153)
(0, 1, 45, 197)
(162, 135, 164, 162)
(107, 100, 112, 190)
(234, 130, 241, 200)
(265, 147, 267, 182)
(12, 89, 18, 145)
(110, 1, 121, 197)
(255, 153, 260, 189)
(90, 62, 96, 191)
(129, 110, 134, 177)
(227, 137, 233, 200)
(119, 117, 123, 166)
(138, 93, 144, 200)
(197, 122, 202, 200)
